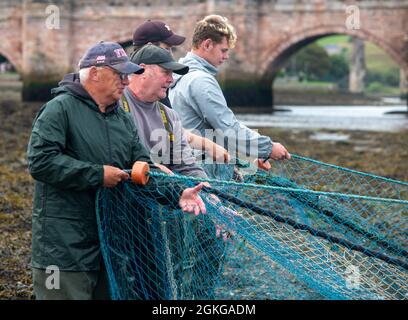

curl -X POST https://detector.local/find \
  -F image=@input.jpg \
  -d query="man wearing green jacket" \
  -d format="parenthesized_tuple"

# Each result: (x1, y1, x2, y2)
(27, 41, 206, 300)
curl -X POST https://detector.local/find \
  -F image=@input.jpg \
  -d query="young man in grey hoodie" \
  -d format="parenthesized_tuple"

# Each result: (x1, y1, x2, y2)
(169, 15, 291, 179)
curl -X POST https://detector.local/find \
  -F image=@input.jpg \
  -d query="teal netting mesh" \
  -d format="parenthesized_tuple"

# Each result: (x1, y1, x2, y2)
(95, 154, 408, 300)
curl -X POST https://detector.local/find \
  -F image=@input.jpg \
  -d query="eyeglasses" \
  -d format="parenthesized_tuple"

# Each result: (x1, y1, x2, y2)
(105, 66, 129, 81)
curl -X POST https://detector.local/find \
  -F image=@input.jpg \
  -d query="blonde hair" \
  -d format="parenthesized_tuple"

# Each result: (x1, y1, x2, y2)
(192, 15, 237, 49)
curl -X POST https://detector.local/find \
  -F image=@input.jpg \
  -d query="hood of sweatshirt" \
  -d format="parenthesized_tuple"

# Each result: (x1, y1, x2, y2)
(171, 52, 218, 88)
(52, 73, 118, 113)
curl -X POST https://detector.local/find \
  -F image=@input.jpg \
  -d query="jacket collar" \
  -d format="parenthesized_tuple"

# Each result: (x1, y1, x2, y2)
(54, 73, 119, 114)
(186, 52, 218, 76)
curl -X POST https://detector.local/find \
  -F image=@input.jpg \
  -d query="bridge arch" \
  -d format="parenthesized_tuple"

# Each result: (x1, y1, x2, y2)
(0, 46, 22, 75)
(260, 25, 407, 79)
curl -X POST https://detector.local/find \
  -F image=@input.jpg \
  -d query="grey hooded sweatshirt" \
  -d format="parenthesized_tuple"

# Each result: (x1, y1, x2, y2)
(169, 52, 273, 161)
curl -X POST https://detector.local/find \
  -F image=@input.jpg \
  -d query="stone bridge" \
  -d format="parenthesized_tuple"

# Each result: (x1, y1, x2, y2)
(1, 0, 407, 102)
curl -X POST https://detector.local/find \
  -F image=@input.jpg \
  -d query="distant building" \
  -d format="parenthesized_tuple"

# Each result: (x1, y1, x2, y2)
(0, 62, 15, 73)
(324, 44, 343, 55)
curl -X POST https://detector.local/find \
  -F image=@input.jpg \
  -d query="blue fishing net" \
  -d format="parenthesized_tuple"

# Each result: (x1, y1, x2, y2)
(96, 155, 408, 300)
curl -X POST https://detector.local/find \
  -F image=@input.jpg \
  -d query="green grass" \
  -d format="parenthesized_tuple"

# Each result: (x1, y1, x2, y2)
(365, 42, 399, 73)
(315, 35, 401, 96)
(300, 81, 335, 87)
(316, 35, 399, 74)
(275, 80, 335, 89)
(0, 72, 20, 81)
(365, 83, 401, 96)
(316, 35, 350, 47)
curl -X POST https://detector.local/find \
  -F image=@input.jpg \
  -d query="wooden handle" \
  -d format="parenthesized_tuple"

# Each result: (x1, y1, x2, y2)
(131, 161, 150, 185)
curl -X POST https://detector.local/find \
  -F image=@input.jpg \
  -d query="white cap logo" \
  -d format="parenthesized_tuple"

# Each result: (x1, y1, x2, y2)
(164, 24, 171, 31)
(96, 55, 106, 63)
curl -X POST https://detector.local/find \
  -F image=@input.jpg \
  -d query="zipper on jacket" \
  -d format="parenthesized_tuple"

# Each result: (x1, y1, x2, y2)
(103, 114, 113, 164)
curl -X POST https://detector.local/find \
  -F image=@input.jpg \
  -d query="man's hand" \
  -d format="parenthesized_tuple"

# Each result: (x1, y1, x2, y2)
(154, 163, 174, 175)
(215, 225, 233, 242)
(103, 165, 129, 188)
(185, 131, 230, 164)
(257, 158, 272, 171)
(269, 143, 291, 161)
(207, 141, 230, 164)
(179, 182, 207, 216)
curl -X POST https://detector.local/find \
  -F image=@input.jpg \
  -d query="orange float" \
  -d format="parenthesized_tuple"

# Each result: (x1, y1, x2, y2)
(131, 161, 150, 185)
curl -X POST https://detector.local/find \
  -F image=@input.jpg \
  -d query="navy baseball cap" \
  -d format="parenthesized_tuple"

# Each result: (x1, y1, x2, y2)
(132, 20, 185, 46)
(79, 41, 144, 74)
(130, 44, 189, 75)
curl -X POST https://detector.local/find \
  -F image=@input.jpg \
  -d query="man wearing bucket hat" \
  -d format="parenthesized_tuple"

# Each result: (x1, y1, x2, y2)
(27, 41, 207, 300)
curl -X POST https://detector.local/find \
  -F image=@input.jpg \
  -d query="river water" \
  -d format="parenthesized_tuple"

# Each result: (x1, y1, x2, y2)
(236, 105, 408, 132)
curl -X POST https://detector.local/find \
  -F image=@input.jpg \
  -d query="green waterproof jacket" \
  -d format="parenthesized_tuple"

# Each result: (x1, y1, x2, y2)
(27, 73, 155, 271)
